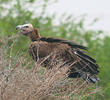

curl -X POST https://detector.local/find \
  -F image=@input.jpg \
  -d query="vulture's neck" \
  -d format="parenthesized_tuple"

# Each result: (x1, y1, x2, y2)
(29, 29, 41, 41)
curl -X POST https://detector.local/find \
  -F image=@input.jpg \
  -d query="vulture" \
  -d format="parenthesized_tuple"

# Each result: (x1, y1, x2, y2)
(16, 24, 99, 83)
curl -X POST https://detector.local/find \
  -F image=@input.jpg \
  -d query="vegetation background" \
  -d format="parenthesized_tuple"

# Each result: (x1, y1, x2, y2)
(0, 0, 110, 99)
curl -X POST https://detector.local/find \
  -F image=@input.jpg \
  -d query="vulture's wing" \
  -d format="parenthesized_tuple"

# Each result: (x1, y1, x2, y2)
(40, 37, 99, 83)
(40, 37, 87, 50)
(69, 49, 99, 83)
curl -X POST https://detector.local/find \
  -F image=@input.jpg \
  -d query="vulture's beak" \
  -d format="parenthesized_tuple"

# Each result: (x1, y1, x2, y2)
(16, 25, 23, 30)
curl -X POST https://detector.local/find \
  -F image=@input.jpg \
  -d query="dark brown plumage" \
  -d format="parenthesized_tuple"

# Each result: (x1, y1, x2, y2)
(16, 24, 99, 83)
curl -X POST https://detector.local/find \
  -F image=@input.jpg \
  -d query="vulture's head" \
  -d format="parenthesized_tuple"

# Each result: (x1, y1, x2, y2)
(16, 24, 34, 36)
(16, 24, 40, 41)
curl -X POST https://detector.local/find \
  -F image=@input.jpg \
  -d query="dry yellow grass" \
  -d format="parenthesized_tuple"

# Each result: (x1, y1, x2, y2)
(0, 35, 102, 100)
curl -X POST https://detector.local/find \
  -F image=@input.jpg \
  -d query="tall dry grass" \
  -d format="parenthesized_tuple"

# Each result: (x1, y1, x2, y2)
(0, 35, 103, 100)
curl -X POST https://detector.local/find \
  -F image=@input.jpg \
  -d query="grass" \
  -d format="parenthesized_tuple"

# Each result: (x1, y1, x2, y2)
(0, 35, 103, 100)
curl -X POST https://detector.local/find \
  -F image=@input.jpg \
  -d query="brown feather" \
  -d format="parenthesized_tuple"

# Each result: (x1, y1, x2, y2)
(16, 24, 99, 83)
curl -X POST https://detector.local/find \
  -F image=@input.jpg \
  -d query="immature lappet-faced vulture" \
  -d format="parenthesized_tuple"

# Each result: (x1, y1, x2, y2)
(16, 24, 99, 83)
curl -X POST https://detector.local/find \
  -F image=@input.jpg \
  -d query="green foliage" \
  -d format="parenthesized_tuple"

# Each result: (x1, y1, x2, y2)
(0, 0, 110, 99)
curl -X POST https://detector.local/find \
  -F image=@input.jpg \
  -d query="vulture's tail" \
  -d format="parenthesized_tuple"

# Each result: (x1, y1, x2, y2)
(81, 73, 99, 83)
(68, 72, 99, 83)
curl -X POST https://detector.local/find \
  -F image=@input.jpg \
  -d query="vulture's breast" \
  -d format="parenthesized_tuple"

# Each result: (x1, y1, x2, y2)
(28, 41, 71, 61)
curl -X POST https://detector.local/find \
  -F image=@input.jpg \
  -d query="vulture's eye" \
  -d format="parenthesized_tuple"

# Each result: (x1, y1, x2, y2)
(25, 26, 29, 28)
